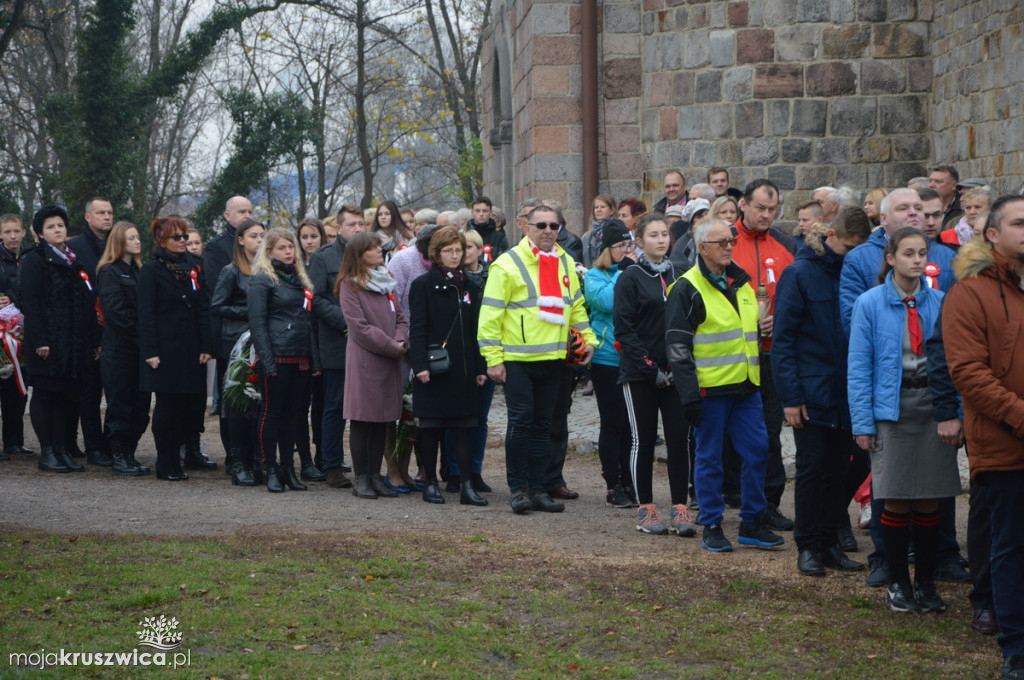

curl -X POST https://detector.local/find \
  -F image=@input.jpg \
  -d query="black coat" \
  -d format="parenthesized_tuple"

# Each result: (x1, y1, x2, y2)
(247, 271, 319, 374)
(137, 251, 212, 394)
(556, 228, 584, 264)
(202, 222, 236, 356)
(307, 239, 348, 370)
(0, 244, 32, 304)
(613, 257, 678, 385)
(18, 244, 98, 382)
(210, 263, 251, 360)
(466, 219, 509, 263)
(97, 259, 141, 354)
(408, 267, 486, 421)
(66, 227, 106, 281)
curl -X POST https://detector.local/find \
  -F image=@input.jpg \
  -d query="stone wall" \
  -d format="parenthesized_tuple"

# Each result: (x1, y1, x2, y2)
(931, 0, 1024, 194)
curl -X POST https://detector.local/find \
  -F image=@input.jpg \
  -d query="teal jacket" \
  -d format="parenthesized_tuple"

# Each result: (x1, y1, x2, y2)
(584, 264, 622, 367)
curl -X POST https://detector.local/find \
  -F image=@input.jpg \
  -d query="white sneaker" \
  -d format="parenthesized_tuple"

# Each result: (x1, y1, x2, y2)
(858, 504, 872, 530)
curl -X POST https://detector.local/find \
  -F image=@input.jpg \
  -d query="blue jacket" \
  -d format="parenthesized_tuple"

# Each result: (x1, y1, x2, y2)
(771, 238, 851, 430)
(839, 228, 955, 337)
(847, 271, 944, 436)
(584, 264, 622, 367)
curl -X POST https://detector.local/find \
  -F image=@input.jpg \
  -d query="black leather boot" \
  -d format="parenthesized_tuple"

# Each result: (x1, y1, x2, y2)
(38, 446, 72, 473)
(111, 439, 148, 476)
(126, 438, 150, 474)
(471, 474, 492, 493)
(54, 446, 85, 472)
(265, 466, 285, 492)
(86, 448, 115, 467)
(422, 481, 445, 504)
(369, 474, 398, 497)
(281, 462, 308, 491)
(183, 434, 218, 470)
(460, 479, 489, 506)
(228, 449, 256, 486)
(352, 474, 377, 499)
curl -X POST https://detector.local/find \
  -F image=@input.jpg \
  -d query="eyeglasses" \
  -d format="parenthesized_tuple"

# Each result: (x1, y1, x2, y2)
(611, 242, 635, 250)
(440, 247, 463, 256)
(528, 222, 561, 230)
(168, 233, 189, 241)
(702, 237, 738, 248)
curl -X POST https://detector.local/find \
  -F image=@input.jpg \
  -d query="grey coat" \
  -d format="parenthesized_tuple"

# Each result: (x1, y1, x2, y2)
(339, 281, 409, 422)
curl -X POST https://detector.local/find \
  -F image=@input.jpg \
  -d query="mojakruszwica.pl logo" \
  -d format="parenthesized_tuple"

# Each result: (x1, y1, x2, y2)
(8, 614, 192, 669)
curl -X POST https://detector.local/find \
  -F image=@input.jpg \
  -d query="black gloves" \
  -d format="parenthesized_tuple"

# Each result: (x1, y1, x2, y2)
(683, 401, 703, 427)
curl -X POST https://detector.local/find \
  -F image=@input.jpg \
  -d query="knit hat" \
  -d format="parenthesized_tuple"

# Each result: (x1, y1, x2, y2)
(681, 198, 711, 224)
(664, 204, 685, 219)
(601, 219, 632, 250)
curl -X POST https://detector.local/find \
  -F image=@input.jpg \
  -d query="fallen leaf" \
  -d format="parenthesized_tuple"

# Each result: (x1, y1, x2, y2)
(568, 663, 580, 672)
(365, 575, 375, 581)
(68, 536, 78, 543)
(431, 661, 438, 668)
(293, 644, 307, 651)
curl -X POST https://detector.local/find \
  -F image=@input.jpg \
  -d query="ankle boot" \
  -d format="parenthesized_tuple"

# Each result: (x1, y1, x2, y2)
(460, 479, 489, 506)
(281, 462, 308, 491)
(265, 466, 285, 493)
(300, 462, 327, 482)
(228, 449, 256, 486)
(111, 440, 148, 476)
(38, 446, 72, 473)
(183, 434, 218, 470)
(54, 446, 85, 472)
(352, 474, 377, 499)
(422, 481, 445, 504)
(369, 473, 399, 497)
(471, 473, 492, 493)
(126, 438, 150, 474)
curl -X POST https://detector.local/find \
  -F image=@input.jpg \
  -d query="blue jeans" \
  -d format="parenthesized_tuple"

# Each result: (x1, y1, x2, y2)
(983, 469, 1024, 658)
(320, 369, 347, 471)
(448, 378, 495, 477)
(693, 392, 769, 526)
(503, 361, 561, 494)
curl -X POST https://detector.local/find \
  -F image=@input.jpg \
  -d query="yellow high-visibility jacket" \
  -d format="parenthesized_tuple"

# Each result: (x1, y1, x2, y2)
(478, 237, 596, 366)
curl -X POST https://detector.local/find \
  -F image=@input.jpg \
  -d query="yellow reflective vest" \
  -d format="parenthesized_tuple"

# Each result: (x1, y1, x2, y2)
(478, 237, 596, 366)
(681, 266, 760, 388)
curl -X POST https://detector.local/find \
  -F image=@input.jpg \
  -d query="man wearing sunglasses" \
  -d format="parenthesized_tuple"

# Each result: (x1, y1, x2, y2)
(478, 205, 596, 514)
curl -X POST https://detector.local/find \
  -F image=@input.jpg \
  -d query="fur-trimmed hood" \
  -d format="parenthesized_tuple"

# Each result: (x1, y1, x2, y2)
(953, 238, 996, 280)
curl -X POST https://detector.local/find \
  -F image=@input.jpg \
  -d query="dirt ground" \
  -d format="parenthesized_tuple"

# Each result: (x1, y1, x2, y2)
(0, 386, 971, 566)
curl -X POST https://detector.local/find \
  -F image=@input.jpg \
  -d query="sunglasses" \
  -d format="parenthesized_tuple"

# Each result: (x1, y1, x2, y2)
(528, 222, 561, 231)
(168, 233, 189, 241)
(702, 237, 738, 248)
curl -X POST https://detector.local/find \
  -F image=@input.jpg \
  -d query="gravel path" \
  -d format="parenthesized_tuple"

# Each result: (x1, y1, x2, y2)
(0, 385, 969, 566)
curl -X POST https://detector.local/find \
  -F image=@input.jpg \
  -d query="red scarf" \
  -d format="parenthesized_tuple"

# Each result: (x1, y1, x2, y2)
(903, 296, 923, 355)
(533, 245, 566, 325)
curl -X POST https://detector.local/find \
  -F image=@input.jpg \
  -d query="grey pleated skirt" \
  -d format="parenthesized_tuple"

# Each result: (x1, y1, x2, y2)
(871, 386, 962, 499)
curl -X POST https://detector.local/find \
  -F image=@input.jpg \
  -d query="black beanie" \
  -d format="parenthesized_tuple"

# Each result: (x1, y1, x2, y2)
(32, 205, 69, 235)
(600, 219, 632, 251)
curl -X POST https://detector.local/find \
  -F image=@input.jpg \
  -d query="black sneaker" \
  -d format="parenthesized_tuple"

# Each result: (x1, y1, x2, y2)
(886, 580, 920, 613)
(622, 486, 639, 508)
(738, 520, 785, 549)
(701, 523, 733, 552)
(914, 581, 947, 613)
(865, 561, 889, 587)
(761, 505, 795, 531)
(606, 486, 632, 508)
(1004, 655, 1024, 680)
(510, 492, 532, 514)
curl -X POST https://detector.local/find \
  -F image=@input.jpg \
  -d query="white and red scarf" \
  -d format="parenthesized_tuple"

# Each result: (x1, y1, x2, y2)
(532, 243, 566, 326)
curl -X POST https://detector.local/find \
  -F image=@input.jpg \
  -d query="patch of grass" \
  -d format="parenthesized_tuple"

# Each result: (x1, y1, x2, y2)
(0, 529, 997, 680)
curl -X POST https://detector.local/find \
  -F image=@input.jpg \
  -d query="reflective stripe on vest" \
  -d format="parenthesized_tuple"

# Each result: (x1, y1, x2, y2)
(681, 266, 760, 388)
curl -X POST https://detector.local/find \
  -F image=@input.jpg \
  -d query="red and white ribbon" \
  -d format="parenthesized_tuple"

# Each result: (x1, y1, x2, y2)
(764, 257, 776, 284)
(190, 269, 199, 291)
(388, 293, 396, 312)
(483, 245, 492, 263)
(303, 288, 313, 311)
(1, 322, 25, 397)
(924, 263, 940, 289)
(79, 270, 92, 291)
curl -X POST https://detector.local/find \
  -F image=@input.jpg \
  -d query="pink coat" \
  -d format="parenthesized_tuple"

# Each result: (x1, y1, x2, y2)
(339, 282, 410, 422)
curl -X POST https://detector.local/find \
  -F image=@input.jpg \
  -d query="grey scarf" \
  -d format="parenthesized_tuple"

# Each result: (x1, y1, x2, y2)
(365, 266, 397, 296)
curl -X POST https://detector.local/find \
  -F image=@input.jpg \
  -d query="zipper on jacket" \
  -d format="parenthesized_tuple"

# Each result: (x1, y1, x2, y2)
(521, 316, 527, 344)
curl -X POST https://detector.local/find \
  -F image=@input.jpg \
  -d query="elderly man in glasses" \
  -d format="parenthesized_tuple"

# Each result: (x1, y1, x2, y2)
(478, 205, 596, 514)
(665, 218, 784, 553)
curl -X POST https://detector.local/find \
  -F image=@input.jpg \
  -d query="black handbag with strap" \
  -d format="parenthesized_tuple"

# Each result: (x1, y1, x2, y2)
(426, 301, 462, 375)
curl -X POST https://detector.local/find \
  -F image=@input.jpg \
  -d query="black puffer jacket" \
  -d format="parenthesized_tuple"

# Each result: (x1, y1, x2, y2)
(466, 219, 509, 263)
(0, 244, 32, 301)
(202, 222, 237, 355)
(247, 270, 319, 374)
(613, 257, 678, 384)
(307, 239, 348, 370)
(19, 244, 98, 381)
(97, 259, 141, 353)
(408, 267, 487, 421)
(210, 263, 251, 360)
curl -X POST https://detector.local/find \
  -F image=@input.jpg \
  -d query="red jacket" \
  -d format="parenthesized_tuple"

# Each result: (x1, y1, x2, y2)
(943, 240, 1024, 479)
(731, 216, 797, 351)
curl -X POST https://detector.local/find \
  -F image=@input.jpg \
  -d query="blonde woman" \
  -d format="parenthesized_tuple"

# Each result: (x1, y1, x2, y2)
(96, 221, 150, 476)
(708, 196, 739, 226)
(247, 228, 319, 493)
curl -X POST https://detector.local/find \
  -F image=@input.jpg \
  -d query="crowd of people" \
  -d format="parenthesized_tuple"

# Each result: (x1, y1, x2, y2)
(1, 161, 1023, 679)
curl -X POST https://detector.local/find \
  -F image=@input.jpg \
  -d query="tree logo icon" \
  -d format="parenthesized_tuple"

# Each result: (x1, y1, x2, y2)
(136, 615, 183, 650)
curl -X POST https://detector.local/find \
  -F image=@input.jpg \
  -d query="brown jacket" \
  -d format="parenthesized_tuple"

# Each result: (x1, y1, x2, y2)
(943, 239, 1024, 479)
(339, 281, 410, 423)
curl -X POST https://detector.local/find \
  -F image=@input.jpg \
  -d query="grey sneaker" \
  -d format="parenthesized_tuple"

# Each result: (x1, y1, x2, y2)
(669, 504, 697, 537)
(887, 580, 920, 613)
(636, 504, 669, 535)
